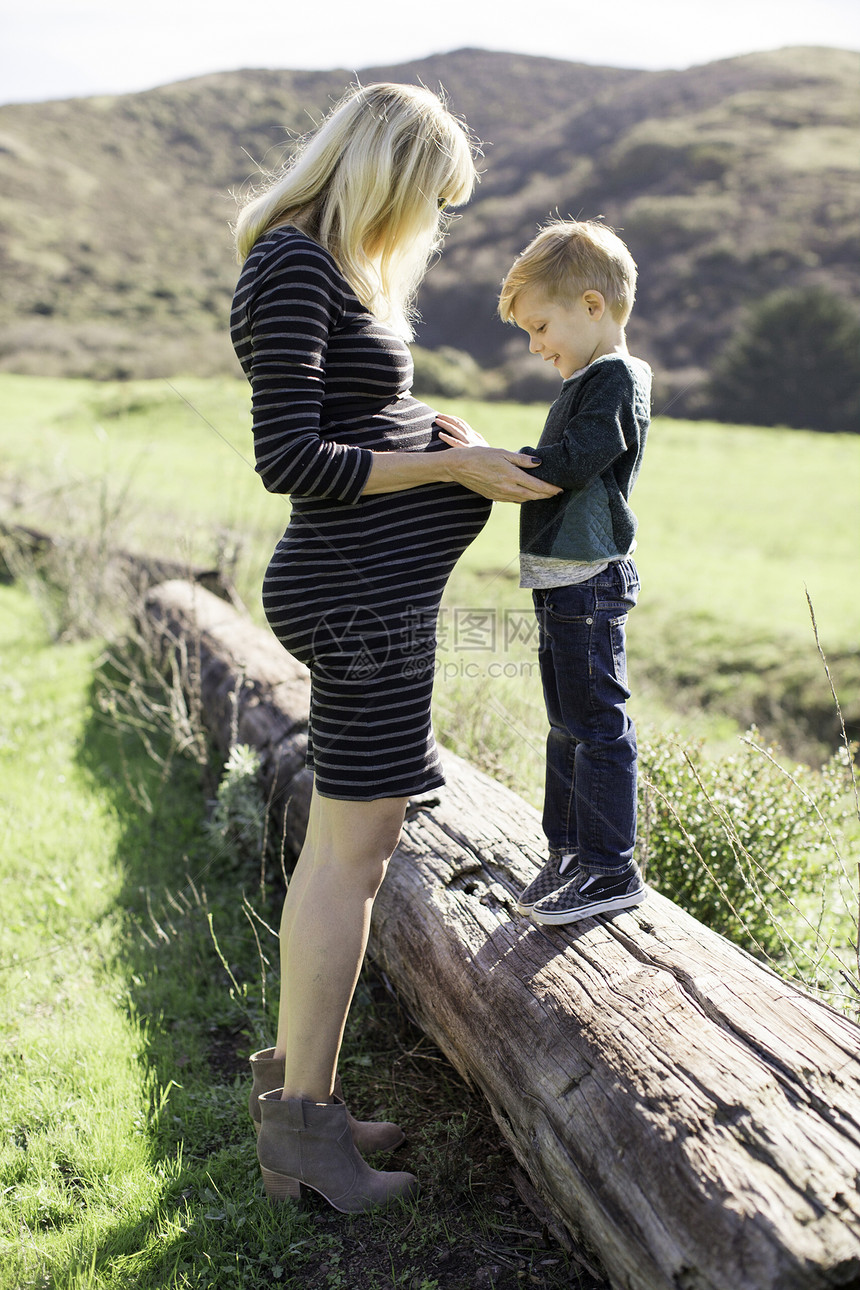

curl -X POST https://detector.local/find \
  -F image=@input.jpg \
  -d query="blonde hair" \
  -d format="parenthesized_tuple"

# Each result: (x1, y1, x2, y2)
(234, 82, 478, 337)
(499, 219, 638, 326)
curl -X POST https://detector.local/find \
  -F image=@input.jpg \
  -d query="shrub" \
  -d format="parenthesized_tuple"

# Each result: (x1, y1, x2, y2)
(637, 729, 853, 962)
(205, 742, 267, 872)
(708, 286, 860, 432)
(411, 344, 499, 399)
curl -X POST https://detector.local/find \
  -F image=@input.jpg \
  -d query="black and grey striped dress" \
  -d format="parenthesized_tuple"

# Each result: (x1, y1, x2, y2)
(230, 227, 492, 800)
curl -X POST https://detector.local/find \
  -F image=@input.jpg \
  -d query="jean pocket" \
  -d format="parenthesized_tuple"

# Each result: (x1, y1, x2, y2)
(609, 613, 629, 688)
(543, 585, 591, 623)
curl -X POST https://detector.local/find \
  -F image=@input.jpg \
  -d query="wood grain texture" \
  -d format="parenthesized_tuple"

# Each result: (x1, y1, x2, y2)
(145, 580, 860, 1290)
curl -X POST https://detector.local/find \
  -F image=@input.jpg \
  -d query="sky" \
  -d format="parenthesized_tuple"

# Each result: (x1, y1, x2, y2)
(1, 0, 859, 105)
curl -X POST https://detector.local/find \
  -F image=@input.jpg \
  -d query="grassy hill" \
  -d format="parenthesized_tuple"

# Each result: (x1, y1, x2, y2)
(0, 46, 858, 413)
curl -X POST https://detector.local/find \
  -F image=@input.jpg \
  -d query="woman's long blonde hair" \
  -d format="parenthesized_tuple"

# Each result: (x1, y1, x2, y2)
(234, 82, 478, 337)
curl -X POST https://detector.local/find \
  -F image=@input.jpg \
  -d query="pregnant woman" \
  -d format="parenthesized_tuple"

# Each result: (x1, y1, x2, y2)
(231, 81, 557, 1213)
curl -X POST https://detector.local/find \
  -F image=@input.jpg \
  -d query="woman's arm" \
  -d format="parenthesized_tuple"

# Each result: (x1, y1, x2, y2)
(236, 238, 559, 505)
(234, 237, 373, 503)
(363, 410, 561, 501)
(361, 444, 561, 501)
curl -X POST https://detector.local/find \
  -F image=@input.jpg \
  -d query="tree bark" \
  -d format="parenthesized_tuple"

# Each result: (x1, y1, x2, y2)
(0, 520, 240, 605)
(145, 579, 860, 1290)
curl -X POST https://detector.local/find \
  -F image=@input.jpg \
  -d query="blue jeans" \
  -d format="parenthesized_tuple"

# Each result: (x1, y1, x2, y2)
(532, 558, 640, 875)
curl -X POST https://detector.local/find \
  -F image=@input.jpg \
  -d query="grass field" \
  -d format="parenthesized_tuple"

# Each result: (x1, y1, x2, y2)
(1, 377, 858, 1286)
(0, 582, 593, 1290)
(2, 374, 856, 646)
(4, 371, 857, 776)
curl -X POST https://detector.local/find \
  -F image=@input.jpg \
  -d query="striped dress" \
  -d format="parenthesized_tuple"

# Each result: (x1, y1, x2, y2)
(230, 227, 492, 801)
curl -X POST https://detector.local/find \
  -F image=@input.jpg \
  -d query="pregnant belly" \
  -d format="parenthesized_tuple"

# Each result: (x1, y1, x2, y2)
(262, 482, 491, 662)
(285, 481, 491, 573)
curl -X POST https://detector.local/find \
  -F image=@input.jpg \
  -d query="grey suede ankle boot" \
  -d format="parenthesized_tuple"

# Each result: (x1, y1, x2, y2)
(256, 1091, 417, 1212)
(248, 1048, 405, 1152)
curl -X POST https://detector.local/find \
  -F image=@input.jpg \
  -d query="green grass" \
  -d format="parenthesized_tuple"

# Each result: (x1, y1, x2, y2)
(0, 582, 245, 1289)
(0, 583, 173, 1286)
(2, 373, 858, 772)
(2, 375, 856, 644)
(0, 374, 287, 607)
(1, 377, 857, 1284)
(0, 581, 591, 1290)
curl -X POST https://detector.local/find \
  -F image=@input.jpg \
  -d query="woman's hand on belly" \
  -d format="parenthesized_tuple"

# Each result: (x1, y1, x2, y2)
(442, 445, 562, 503)
(435, 412, 489, 447)
(361, 442, 559, 499)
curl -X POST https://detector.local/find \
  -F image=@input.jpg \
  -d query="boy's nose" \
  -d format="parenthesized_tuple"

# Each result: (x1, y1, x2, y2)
(529, 336, 542, 353)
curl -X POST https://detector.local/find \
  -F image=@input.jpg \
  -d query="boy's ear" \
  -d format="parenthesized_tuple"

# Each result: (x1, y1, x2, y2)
(583, 290, 606, 319)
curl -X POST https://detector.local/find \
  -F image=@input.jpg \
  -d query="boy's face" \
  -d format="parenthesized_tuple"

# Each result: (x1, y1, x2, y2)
(511, 286, 605, 380)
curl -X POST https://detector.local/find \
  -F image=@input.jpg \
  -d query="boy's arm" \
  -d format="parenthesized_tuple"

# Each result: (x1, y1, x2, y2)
(522, 364, 635, 492)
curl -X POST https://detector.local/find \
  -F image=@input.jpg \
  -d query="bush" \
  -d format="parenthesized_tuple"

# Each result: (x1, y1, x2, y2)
(637, 729, 852, 960)
(411, 345, 495, 399)
(205, 742, 267, 872)
(708, 287, 860, 432)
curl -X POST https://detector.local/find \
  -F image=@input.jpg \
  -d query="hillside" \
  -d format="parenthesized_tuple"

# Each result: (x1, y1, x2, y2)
(0, 46, 858, 414)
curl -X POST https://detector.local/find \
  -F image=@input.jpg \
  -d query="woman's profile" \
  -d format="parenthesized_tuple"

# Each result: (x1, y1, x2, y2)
(230, 80, 557, 1213)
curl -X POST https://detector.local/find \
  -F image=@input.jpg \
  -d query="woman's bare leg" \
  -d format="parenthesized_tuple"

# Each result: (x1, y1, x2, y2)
(273, 786, 408, 1102)
(272, 788, 321, 1056)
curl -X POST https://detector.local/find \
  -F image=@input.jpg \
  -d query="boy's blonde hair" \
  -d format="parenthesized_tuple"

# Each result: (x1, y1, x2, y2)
(233, 82, 478, 339)
(499, 219, 638, 326)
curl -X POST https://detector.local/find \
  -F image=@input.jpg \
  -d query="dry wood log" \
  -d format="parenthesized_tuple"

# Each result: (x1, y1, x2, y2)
(145, 579, 860, 1290)
(0, 520, 240, 605)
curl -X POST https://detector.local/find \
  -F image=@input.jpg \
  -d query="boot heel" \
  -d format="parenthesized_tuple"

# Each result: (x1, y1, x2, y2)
(257, 1092, 417, 1213)
(261, 1166, 301, 1203)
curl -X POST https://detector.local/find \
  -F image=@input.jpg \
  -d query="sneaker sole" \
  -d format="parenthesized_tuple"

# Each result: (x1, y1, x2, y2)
(531, 888, 647, 926)
(516, 897, 548, 915)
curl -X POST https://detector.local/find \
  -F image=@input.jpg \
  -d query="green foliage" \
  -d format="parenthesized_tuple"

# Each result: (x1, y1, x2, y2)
(637, 730, 854, 961)
(205, 742, 267, 869)
(709, 287, 860, 432)
(411, 344, 501, 400)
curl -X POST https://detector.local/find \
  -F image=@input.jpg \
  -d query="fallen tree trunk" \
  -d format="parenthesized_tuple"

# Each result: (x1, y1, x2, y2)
(0, 520, 240, 605)
(145, 579, 860, 1290)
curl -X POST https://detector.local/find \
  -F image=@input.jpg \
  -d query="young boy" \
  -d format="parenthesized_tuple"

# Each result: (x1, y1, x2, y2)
(499, 220, 650, 925)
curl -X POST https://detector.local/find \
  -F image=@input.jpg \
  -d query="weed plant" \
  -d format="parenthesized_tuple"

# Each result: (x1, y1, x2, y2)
(205, 744, 268, 873)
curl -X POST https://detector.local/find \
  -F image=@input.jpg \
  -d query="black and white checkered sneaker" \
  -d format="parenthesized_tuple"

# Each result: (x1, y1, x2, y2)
(530, 863, 646, 925)
(516, 849, 579, 915)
